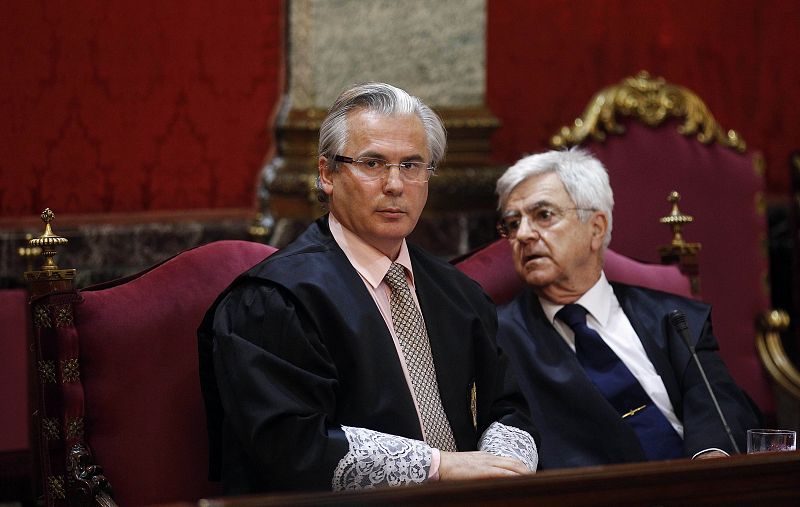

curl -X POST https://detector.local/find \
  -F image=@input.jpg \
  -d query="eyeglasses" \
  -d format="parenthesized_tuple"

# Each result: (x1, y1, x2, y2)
(497, 205, 596, 239)
(333, 155, 435, 182)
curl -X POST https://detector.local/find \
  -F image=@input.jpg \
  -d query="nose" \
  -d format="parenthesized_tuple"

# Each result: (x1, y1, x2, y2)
(382, 166, 404, 195)
(515, 215, 541, 241)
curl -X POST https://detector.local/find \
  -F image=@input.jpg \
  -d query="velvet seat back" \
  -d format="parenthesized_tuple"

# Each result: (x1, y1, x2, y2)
(583, 119, 772, 414)
(454, 240, 692, 306)
(74, 240, 275, 505)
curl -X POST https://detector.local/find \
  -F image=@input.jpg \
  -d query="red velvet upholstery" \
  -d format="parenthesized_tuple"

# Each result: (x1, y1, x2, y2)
(582, 118, 772, 415)
(71, 240, 275, 505)
(0, 289, 32, 498)
(454, 240, 692, 307)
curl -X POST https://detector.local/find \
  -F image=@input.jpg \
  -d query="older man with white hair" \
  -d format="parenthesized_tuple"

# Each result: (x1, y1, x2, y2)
(494, 148, 759, 469)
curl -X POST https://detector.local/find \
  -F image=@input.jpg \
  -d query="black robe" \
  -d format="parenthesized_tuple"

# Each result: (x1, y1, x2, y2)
(497, 283, 760, 469)
(198, 216, 537, 493)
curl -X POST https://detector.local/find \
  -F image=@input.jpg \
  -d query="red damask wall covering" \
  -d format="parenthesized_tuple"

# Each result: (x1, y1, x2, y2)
(2, 1, 796, 219)
(487, 0, 800, 195)
(1, 1, 283, 218)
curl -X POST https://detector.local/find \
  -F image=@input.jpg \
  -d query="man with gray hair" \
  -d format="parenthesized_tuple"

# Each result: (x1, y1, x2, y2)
(494, 148, 758, 469)
(200, 82, 538, 494)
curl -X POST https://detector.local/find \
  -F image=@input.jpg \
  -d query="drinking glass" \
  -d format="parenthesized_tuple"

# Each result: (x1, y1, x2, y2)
(746, 429, 796, 453)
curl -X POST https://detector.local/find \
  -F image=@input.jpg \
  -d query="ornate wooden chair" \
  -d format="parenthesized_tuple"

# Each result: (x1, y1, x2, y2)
(24, 209, 276, 506)
(547, 71, 794, 424)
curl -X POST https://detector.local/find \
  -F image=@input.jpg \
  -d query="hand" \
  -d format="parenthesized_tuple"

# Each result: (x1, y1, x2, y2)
(438, 451, 532, 481)
(694, 450, 728, 460)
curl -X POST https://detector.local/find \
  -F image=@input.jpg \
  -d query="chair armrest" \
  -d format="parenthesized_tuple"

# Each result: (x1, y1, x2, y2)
(756, 309, 800, 399)
(68, 443, 117, 507)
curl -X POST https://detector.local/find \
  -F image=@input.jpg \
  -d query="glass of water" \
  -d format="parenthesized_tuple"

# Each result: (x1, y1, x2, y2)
(746, 429, 797, 453)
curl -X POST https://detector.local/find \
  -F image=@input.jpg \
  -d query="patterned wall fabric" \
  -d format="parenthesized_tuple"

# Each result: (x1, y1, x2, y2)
(486, 0, 800, 194)
(2, 1, 797, 217)
(1, 1, 283, 217)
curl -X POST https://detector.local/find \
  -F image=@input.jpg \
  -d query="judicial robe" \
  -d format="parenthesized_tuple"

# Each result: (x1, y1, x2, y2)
(198, 216, 537, 493)
(496, 283, 760, 469)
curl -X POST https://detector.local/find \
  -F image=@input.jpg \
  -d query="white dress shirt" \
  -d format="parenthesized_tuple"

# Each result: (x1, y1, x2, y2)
(538, 273, 685, 437)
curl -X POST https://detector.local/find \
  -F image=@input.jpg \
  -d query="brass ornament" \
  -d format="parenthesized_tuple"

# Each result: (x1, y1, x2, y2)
(48, 475, 66, 500)
(659, 191, 699, 251)
(658, 192, 702, 295)
(66, 417, 85, 440)
(29, 208, 68, 271)
(24, 208, 77, 284)
(55, 304, 74, 328)
(34, 304, 52, 328)
(551, 71, 747, 152)
(43, 417, 61, 440)
(39, 360, 57, 384)
(61, 358, 80, 383)
(470, 382, 477, 431)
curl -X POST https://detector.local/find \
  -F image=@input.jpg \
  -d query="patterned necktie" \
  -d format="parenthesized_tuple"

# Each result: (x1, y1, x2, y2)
(384, 262, 457, 451)
(556, 303, 684, 460)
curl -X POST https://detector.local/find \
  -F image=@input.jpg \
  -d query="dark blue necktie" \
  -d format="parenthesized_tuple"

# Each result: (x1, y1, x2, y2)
(556, 304, 684, 460)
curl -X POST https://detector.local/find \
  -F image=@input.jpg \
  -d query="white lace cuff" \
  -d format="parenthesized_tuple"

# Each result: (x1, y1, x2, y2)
(478, 421, 538, 471)
(331, 426, 433, 490)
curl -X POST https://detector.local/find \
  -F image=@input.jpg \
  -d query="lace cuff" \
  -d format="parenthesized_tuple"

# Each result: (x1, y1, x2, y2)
(331, 426, 433, 490)
(478, 421, 538, 471)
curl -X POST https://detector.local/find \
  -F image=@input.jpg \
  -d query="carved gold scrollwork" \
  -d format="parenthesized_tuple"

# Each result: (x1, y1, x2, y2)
(551, 71, 747, 152)
(756, 309, 800, 399)
(43, 417, 61, 440)
(48, 475, 66, 500)
(34, 304, 52, 328)
(39, 360, 57, 384)
(61, 358, 80, 383)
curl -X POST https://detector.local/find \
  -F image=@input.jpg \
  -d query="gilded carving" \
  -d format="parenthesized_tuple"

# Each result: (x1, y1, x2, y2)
(61, 358, 80, 383)
(34, 304, 52, 328)
(551, 71, 747, 153)
(43, 417, 61, 440)
(39, 360, 57, 384)
(48, 475, 66, 500)
(66, 417, 84, 440)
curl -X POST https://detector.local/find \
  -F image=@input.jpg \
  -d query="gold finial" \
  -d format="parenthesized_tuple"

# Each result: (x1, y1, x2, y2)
(659, 192, 694, 246)
(658, 192, 702, 295)
(23, 208, 76, 289)
(29, 208, 69, 271)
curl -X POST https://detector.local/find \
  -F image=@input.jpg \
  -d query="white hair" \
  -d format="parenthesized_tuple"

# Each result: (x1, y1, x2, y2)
(496, 148, 614, 248)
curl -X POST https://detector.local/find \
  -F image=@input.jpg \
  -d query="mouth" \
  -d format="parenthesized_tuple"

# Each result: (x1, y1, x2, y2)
(377, 207, 406, 218)
(522, 252, 548, 266)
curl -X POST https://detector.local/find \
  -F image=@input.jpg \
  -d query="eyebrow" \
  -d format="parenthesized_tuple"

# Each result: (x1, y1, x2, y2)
(504, 199, 557, 216)
(355, 151, 426, 162)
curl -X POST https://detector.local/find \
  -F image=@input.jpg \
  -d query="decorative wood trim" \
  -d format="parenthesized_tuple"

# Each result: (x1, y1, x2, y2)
(550, 71, 747, 152)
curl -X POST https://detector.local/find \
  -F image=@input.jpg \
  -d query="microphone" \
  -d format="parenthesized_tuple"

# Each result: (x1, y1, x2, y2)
(668, 310, 741, 454)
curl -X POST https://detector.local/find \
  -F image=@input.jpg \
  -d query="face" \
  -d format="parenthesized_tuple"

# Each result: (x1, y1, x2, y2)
(504, 172, 607, 303)
(319, 109, 430, 259)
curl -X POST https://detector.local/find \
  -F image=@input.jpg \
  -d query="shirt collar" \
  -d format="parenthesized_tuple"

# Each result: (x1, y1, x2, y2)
(539, 272, 613, 326)
(328, 213, 414, 289)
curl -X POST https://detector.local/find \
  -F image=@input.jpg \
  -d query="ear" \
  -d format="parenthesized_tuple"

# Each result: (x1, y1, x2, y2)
(589, 211, 608, 251)
(319, 156, 334, 196)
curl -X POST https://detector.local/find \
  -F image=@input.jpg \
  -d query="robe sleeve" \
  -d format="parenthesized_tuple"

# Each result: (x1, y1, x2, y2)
(212, 281, 435, 490)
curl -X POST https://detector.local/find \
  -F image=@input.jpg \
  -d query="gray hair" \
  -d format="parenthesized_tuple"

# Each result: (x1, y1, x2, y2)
(316, 82, 446, 202)
(495, 148, 614, 249)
